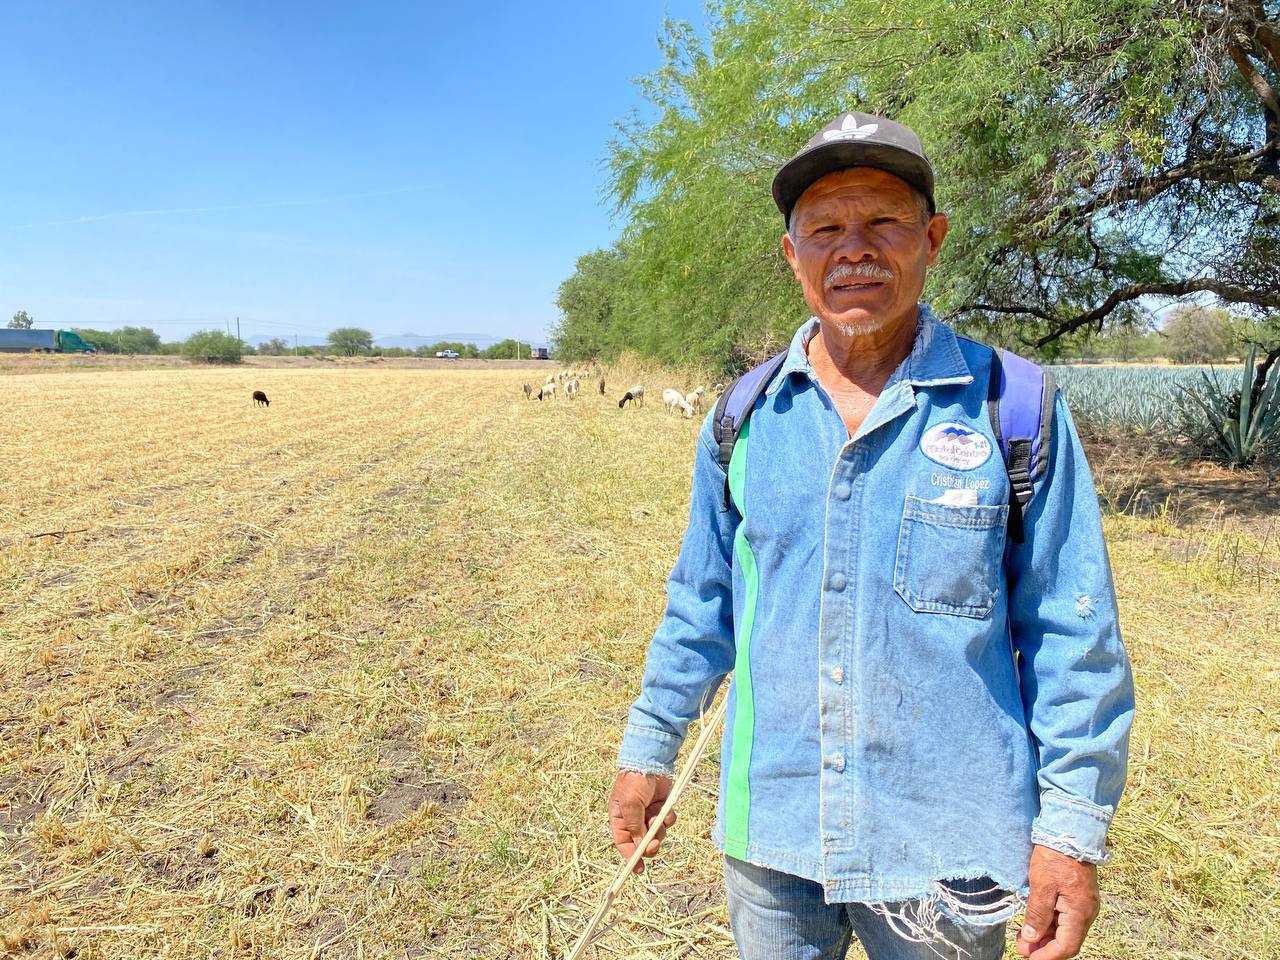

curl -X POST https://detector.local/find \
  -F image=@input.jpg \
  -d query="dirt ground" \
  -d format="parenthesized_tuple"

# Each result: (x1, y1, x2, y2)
(1084, 436, 1280, 528)
(1, 363, 1276, 959)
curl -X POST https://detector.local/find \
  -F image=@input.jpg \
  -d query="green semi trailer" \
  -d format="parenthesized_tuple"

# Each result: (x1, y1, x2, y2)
(0, 329, 97, 353)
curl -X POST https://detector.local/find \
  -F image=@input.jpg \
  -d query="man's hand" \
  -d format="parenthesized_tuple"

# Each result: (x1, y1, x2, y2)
(1017, 844, 1101, 959)
(608, 771, 677, 875)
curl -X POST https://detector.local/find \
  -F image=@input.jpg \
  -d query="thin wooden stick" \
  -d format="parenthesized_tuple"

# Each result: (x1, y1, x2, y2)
(565, 691, 729, 960)
(28, 527, 89, 539)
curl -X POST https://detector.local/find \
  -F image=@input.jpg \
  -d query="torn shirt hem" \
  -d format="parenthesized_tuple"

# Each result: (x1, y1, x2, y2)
(714, 830, 1029, 927)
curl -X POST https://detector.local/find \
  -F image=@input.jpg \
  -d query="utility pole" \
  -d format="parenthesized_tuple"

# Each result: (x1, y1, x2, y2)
(236, 316, 241, 344)
(294, 334, 298, 357)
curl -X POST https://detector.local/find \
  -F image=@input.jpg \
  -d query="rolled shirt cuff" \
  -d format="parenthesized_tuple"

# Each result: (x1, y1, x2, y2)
(1031, 790, 1116, 865)
(617, 723, 682, 777)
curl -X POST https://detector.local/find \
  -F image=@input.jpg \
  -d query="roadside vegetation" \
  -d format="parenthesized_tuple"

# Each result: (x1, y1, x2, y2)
(1, 364, 1276, 959)
(39, 323, 540, 362)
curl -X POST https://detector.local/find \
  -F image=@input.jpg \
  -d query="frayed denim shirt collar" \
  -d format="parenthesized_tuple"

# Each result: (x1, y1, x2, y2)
(765, 305, 975, 408)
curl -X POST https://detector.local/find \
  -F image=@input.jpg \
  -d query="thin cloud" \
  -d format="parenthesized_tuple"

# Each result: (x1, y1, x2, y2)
(8, 185, 430, 230)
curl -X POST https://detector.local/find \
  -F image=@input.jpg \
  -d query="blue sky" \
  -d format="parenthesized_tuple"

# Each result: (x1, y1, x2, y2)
(0, 1, 706, 346)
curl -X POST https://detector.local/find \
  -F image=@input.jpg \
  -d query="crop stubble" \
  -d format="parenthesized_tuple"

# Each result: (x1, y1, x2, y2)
(0, 365, 1276, 959)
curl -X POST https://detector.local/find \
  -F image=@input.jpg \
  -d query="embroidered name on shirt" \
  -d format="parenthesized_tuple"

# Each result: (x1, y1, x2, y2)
(932, 471, 991, 490)
(920, 422, 993, 471)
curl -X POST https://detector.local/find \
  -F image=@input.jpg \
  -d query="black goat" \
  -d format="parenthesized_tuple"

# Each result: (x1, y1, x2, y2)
(252, 390, 270, 407)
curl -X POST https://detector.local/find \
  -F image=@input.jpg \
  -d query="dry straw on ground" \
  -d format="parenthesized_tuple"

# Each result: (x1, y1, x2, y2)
(1, 362, 1277, 959)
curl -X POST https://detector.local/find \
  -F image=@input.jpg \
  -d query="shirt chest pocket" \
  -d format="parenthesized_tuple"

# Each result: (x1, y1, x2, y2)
(893, 495, 1009, 618)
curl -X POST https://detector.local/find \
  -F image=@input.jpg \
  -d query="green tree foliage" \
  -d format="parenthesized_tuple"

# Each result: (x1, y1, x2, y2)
(113, 326, 162, 354)
(414, 341, 482, 358)
(553, 249, 631, 362)
(67, 327, 162, 354)
(555, 0, 1279, 367)
(258, 337, 290, 356)
(182, 330, 244, 364)
(1162, 305, 1239, 363)
(327, 327, 373, 356)
(480, 338, 535, 359)
(8, 310, 33, 329)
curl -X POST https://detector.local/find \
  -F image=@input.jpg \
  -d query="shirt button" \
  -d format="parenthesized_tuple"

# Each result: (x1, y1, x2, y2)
(828, 573, 847, 592)
(831, 755, 846, 772)
(834, 482, 852, 500)
(831, 667, 844, 684)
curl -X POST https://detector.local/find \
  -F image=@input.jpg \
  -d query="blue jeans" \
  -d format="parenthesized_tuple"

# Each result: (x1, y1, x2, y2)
(724, 858, 1008, 960)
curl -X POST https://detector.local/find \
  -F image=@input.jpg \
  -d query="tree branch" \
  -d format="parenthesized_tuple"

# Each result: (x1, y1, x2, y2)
(1246, 0, 1280, 67)
(955, 279, 1280, 347)
(1250, 343, 1280, 410)
(1228, 38, 1280, 116)
(955, 302, 1058, 322)
(1035, 141, 1278, 226)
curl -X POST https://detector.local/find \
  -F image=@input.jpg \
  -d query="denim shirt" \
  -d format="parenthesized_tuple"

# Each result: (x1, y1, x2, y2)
(617, 306, 1134, 907)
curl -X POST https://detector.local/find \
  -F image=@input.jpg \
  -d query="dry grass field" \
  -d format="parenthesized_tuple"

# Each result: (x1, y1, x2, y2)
(1, 364, 1277, 960)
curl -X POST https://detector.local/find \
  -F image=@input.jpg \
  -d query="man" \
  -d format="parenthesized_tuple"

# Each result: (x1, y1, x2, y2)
(608, 111, 1134, 960)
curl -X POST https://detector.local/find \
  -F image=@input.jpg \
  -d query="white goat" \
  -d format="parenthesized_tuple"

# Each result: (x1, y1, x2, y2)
(663, 388, 694, 417)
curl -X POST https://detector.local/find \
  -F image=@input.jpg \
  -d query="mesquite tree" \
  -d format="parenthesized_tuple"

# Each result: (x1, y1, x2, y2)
(555, 0, 1278, 367)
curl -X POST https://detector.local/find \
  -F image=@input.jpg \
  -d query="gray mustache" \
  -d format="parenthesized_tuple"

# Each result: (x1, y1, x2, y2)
(825, 262, 894, 288)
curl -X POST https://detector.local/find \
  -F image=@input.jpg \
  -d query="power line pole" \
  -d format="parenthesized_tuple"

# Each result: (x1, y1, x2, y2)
(294, 334, 298, 357)
(236, 316, 241, 344)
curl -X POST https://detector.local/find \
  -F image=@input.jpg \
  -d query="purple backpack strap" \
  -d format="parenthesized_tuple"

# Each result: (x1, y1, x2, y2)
(712, 351, 788, 506)
(987, 348, 1056, 543)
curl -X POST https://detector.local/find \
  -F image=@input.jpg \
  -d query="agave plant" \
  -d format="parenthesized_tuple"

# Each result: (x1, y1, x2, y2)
(1177, 344, 1280, 467)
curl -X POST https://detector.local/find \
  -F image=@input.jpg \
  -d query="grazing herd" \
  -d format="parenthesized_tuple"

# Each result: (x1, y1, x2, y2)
(525, 368, 592, 402)
(524, 370, 723, 419)
(249, 366, 723, 421)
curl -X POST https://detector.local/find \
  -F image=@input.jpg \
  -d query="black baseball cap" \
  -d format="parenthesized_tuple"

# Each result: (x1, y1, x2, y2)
(772, 111, 936, 225)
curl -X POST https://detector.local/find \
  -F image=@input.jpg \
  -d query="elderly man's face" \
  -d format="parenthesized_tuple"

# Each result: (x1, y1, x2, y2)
(782, 168, 947, 338)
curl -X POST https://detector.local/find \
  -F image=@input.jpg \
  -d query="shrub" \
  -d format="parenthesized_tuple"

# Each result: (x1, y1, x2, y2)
(182, 330, 244, 364)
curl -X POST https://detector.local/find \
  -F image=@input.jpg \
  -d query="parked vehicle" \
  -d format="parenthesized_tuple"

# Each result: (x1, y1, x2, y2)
(435, 349, 461, 359)
(0, 329, 97, 353)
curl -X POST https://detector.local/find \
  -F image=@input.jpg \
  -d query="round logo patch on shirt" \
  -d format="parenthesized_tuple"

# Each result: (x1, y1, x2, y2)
(920, 421, 993, 471)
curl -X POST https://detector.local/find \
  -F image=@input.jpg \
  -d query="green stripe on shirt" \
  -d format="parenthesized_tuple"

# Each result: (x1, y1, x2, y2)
(724, 416, 758, 859)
